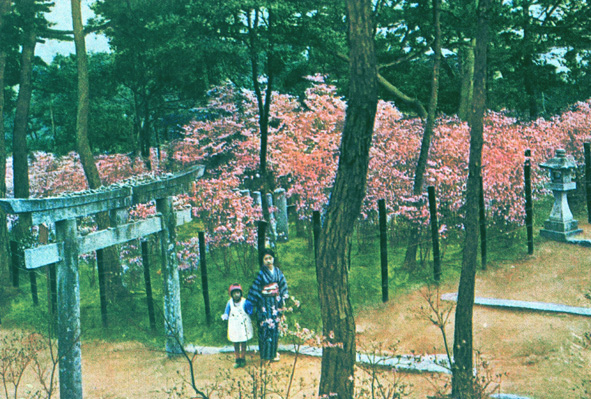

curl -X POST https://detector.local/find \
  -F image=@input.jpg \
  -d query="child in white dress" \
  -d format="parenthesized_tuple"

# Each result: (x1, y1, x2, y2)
(221, 283, 254, 368)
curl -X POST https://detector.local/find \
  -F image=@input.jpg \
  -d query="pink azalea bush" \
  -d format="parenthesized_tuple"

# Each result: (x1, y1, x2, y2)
(179, 83, 591, 247)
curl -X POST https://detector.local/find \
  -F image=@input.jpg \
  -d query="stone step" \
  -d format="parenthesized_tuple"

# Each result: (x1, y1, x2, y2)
(185, 343, 450, 373)
(441, 293, 591, 317)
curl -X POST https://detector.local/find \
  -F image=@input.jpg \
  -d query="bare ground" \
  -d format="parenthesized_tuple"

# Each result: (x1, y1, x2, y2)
(11, 226, 591, 398)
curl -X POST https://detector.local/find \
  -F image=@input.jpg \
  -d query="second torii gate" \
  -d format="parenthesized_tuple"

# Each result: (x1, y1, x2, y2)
(0, 165, 204, 399)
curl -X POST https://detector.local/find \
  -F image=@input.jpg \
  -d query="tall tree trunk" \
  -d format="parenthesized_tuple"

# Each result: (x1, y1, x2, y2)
(521, 0, 538, 118)
(0, 0, 12, 283)
(458, 38, 475, 121)
(71, 0, 100, 186)
(140, 97, 152, 170)
(134, 88, 152, 170)
(316, 0, 377, 397)
(12, 0, 36, 237)
(133, 91, 142, 158)
(403, 0, 442, 270)
(71, 0, 123, 297)
(248, 7, 275, 237)
(452, 0, 491, 395)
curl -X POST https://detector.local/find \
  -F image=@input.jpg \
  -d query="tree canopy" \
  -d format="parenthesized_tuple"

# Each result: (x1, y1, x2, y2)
(1, 0, 590, 158)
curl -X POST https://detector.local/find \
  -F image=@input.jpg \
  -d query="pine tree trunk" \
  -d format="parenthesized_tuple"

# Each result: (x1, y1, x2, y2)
(458, 38, 475, 121)
(521, 1, 538, 119)
(0, 0, 12, 283)
(140, 97, 152, 170)
(72, 0, 100, 186)
(403, 0, 442, 270)
(72, 0, 123, 296)
(316, 0, 377, 397)
(452, 0, 491, 395)
(12, 0, 36, 238)
(248, 7, 275, 239)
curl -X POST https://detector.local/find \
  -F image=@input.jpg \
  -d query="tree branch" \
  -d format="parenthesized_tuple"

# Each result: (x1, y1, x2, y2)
(376, 74, 428, 118)
(335, 52, 428, 118)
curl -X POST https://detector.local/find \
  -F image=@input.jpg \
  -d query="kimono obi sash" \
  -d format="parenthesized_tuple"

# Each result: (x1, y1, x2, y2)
(261, 282, 279, 296)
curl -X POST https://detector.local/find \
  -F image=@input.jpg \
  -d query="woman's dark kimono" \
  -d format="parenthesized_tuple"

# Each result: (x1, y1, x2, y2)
(246, 266, 288, 360)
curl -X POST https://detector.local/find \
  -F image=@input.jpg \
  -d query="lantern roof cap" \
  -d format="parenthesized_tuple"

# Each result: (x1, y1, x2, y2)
(540, 149, 576, 170)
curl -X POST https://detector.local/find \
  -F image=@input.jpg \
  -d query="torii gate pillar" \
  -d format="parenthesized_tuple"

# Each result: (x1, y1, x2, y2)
(55, 217, 83, 398)
(157, 196, 184, 354)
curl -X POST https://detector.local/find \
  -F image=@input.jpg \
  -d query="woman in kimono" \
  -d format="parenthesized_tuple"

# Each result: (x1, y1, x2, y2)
(246, 248, 289, 362)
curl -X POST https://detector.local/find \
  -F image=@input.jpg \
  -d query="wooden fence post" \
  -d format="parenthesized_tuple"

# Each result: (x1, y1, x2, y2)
(29, 268, 38, 305)
(95, 250, 108, 327)
(524, 149, 534, 255)
(157, 196, 184, 355)
(427, 186, 441, 282)
(55, 217, 83, 399)
(48, 264, 57, 320)
(9, 240, 19, 287)
(585, 143, 591, 223)
(198, 232, 211, 325)
(479, 174, 487, 270)
(378, 199, 388, 302)
(141, 239, 156, 332)
(313, 211, 321, 266)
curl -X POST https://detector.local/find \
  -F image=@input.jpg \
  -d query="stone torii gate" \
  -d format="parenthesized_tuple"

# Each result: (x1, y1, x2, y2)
(0, 165, 204, 399)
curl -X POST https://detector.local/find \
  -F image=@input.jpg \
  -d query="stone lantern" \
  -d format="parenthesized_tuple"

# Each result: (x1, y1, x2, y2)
(539, 148, 582, 241)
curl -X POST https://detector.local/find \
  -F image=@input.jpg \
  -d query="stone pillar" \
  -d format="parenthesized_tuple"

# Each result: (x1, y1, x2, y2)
(55, 218, 83, 399)
(274, 188, 288, 242)
(252, 191, 262, 210)
(266, 193, 277, 246)
(156, 196, 184, 354)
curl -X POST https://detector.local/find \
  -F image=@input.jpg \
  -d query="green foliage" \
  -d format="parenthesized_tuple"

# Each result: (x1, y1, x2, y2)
(1, 259, 162, 347)
(27, 53, 135, 155)
(0, 285, 20, 309)
(487, 0, 591, 118)
(3, 0, 591, 162)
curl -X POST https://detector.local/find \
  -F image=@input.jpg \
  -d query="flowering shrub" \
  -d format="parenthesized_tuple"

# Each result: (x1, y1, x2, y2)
(178, 86, 591, 247)
(176, 237, 200, 271)
(29, 152, 88, 197)
(96, 154, 150, 185)
(190, 172, 262, 248)
(129, 203, 156, 220)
